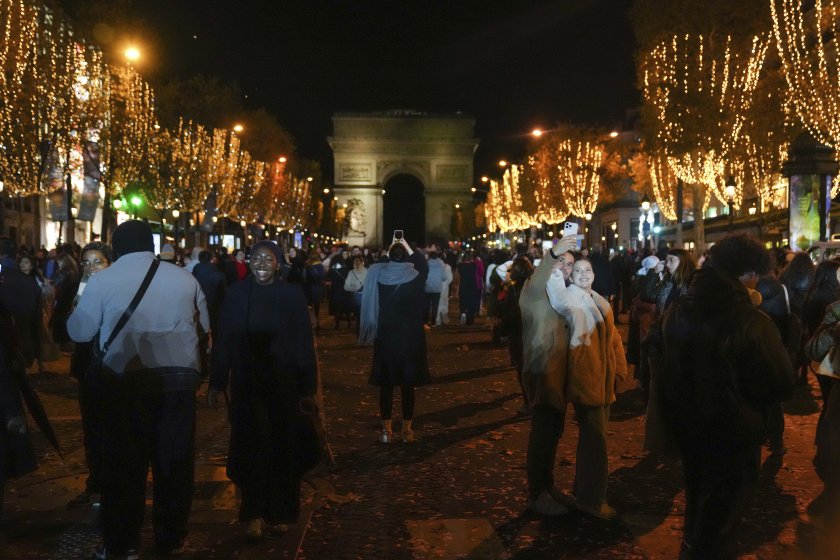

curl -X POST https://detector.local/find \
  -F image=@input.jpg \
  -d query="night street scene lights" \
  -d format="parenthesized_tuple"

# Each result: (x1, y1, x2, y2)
(124, 46, 141, 63)
(725, 176, 736, 231)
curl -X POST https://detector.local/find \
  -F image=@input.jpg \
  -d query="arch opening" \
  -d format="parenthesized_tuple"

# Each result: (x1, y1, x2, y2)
(382, 174, 425, 246)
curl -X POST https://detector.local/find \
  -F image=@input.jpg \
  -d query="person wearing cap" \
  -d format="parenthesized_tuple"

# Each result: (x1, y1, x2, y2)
(67, 220, 209, 559)
(359, 238, 429, 443)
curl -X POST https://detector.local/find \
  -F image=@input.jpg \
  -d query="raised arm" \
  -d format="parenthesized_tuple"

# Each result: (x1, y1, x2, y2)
(546, 267, 570, 314)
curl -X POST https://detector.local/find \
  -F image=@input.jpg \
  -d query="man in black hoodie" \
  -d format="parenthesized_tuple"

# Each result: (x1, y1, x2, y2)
(660, 234, 795, 559)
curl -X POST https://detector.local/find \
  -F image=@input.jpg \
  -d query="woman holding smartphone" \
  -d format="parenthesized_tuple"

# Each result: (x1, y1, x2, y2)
(359, 236, 429, 443)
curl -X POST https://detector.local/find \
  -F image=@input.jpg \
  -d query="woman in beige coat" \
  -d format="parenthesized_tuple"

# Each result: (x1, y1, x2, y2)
(547, 257, 627, 520)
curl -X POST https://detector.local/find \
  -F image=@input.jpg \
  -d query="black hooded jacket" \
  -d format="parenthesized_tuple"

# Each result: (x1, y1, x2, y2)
(660, 266, 795, 449)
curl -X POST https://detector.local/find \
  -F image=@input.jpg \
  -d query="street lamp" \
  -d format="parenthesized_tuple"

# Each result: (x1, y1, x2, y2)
(532, 129, 543, 137)
(124, 46, 141, 63)
(725, 176, 736, 231)
(233, 124, 244, 133)
(498, 160, 508, 168)
(639, 195, 652, 250)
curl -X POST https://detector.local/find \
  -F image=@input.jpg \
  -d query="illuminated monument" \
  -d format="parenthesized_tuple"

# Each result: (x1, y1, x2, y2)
(329, 111, 479, 246)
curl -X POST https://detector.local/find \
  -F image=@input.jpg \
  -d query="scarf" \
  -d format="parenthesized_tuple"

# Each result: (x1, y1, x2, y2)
(358, 261, 419, 345)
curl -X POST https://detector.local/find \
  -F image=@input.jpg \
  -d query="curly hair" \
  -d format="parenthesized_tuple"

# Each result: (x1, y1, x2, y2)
(708, 234, 770, 277)
(80, 241, 113, 264)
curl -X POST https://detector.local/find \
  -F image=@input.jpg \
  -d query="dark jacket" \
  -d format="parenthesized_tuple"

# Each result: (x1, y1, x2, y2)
(193, 261, 226, 327)
(305, 263, 325, 306)
(757, 275, 788, 336)
(590, 252, 616, 298)
(0, 263, 39, 482)
(211, 276, 317, 484)
(803, 286, 840, 336)
(0, 261, 41, 367)
(369, 252, 430, 387)
(660, 266, 795, 449)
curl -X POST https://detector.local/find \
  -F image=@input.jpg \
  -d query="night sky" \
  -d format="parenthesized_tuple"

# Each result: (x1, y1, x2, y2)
(130, 0, 638, 180)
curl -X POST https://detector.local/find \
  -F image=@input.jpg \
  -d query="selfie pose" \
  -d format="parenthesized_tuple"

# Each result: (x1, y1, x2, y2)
(546, 255, 627, 519)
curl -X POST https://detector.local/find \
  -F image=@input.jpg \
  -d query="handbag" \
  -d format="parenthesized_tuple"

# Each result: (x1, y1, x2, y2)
(781, 285, 805, 368)
(90, 259, 160, 371)
(818, 342, 840, 379)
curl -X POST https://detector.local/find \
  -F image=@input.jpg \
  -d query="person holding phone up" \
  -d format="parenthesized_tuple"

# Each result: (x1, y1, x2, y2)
(359, 235, 429, 443)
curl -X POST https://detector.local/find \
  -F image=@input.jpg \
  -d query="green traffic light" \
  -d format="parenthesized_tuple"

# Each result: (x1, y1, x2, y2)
(131, 196, 142, 207)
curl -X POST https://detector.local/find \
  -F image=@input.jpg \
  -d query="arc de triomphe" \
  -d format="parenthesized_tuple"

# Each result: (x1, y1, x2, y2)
(328, 111, 479, 247)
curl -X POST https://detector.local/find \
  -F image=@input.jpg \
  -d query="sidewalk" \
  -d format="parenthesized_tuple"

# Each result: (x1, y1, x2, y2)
(1, 308, 831, 559)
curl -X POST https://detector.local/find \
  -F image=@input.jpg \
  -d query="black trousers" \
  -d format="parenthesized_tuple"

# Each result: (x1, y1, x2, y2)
(424, 292, 441, 325)
(526, 404, 566, 499)
(239, 475, 301, 524)
(101, 387, 196, 554)
(78, 371, 104, 494)
(678, 441, 760, 559)
(379, 386, 416, 421)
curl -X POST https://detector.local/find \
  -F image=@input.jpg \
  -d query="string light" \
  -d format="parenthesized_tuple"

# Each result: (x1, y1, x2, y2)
(772, 0, 840, 150)
(0, 1, 317, 232)
(641, 33, 769, 210)
(648, 155, 679, 221)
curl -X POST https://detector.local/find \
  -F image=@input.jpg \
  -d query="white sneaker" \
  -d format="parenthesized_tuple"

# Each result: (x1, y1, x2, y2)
(527, 491, 568, 516)
(460, 313, 467, 325)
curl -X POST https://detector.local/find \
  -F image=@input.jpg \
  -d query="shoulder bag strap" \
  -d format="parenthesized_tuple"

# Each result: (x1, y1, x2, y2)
(782, 284, 791, 315)
(101, 258, 160, 356)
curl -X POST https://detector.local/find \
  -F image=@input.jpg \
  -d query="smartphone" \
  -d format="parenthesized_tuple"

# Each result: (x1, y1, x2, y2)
(563, 222, 583, 250)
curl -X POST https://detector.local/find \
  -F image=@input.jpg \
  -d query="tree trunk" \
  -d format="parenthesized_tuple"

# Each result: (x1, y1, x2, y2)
(692, 183, 705, 252)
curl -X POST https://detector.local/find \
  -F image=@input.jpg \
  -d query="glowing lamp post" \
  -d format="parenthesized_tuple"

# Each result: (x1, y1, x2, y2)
(639, 195, 652, 250)
(725, 177, 736, 232)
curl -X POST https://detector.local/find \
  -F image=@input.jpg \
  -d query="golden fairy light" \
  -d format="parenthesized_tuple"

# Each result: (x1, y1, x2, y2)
(772, 0, 840, 149)
(641, 33, 768, 210)
(0, 0, 312, 230)
(648, 155, 679, 220)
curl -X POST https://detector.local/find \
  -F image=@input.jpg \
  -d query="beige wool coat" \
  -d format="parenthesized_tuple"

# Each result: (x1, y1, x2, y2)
(546, 271, 628, 406)
(519, 251, 570, 412)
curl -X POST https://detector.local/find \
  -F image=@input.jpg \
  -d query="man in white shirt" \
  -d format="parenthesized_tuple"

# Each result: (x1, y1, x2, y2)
(68, 220, 209, 559)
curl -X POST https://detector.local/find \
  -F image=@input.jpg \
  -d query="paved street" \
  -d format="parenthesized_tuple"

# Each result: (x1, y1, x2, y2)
(1, 305, 832, 559)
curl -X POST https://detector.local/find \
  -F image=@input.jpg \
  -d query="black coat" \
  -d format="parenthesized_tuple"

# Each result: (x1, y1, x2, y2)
(591, 252, 616, 298)
(192, 262, 226, 328)
(0, 264, 40, 367)
(211, 276, 318, 485)
(369, 252, 430, 387)
(660, 267, 795, 450)
(0, 265, 39, 482)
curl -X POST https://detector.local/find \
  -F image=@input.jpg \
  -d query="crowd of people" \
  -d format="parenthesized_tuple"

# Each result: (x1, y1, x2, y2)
(1, 222, 840, 558)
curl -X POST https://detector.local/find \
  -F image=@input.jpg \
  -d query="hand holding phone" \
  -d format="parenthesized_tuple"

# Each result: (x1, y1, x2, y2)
(563, 222, 583, 250)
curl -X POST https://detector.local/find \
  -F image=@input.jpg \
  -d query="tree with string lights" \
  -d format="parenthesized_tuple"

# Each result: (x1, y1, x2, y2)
(771, 0, 840, 195)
